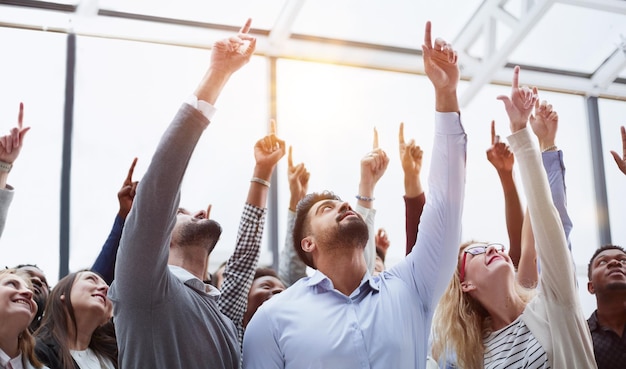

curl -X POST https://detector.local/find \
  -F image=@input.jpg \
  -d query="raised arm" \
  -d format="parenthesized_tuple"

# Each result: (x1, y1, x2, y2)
(91, 158, 139, 284)
(219, 120, 286, 345)
(391, 21, 466, 307)
(278, 146, 310, 287)
(111, 19, 256, 303)
(486, 120, 524, 266)
(610, 125, 626, 175)
(399, 122, 425, 255)
(357, 127, 389, 272)
(0, 103, 30, 238)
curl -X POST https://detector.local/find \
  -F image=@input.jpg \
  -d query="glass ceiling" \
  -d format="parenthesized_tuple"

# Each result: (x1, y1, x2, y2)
(1, 0, 624, 99)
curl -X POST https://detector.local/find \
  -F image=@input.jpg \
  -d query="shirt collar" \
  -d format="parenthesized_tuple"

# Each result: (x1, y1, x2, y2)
(306, 269, 380, 295)
(0, 349, 24, 369)
(588, 310, 599, 331)
(168, 265, 220, 296)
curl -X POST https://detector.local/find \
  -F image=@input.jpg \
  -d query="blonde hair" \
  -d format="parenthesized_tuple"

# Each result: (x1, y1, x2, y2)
(0, 269, 44, 368)
(431, 241, 536, 369)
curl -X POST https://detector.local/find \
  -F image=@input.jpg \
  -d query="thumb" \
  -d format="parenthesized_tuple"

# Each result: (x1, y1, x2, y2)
(611, 150, 622, 164)
(496, 95, 512, 110)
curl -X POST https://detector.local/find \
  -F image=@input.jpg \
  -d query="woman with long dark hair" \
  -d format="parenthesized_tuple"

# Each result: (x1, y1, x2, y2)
(34, 270, 117, 369)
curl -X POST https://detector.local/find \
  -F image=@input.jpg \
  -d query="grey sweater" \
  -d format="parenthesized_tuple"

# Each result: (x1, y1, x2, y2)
(109, 104, 240, 369)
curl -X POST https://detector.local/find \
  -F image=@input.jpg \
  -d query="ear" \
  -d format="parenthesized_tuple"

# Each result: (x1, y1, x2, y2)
(587, 281, 595, 295)
(301, 236, 315, 253)
(461, 281, 476, 293)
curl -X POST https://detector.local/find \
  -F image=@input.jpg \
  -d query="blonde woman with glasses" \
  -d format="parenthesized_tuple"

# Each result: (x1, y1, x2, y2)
(431, 67, 596, 369)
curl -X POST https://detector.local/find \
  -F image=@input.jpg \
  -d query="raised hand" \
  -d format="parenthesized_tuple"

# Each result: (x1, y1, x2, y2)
(0, 102, 30, 165)
(497, 66, 538, 132)
(399, 122, 423, 178)
(254, 119, 286, 178)
(210, 18, 257, 75)
(529, 100, 558, 151)
(361, 127, 390, 189)
(486, 120, 514, 173)
(375, 228, 390, 253)
(118, 158, 139, 219)
(287, 146, 310, 211)
(610, 126, 626, 175)
(422, 21, 459, 93)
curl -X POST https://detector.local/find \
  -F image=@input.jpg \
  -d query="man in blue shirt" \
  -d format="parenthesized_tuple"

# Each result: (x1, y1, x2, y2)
(242, 21, 467, 369)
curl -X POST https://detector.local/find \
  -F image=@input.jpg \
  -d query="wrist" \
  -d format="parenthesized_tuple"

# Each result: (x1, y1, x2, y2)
(252, 167, 273, 182)
(539, 140, 556, 152)
(434, 89, 460, 113)
(194, 68, 232, 105)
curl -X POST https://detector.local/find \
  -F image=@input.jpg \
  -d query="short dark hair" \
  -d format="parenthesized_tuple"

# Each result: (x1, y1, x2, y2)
(587, 244, 626, 280)
(292, 191, 341, 269)
(254, 267, 279, 281)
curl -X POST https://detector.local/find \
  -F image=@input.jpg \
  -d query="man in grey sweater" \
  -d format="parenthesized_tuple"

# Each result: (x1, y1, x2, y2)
(109, 19, 259, 369)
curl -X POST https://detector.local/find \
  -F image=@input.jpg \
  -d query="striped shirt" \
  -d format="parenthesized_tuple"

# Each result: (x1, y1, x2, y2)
(484, 316, 549, 369)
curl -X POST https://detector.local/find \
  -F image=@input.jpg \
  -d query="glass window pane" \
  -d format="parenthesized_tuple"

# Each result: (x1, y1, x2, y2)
(71, 35, 269, 277)
(0, 27, 67, 281)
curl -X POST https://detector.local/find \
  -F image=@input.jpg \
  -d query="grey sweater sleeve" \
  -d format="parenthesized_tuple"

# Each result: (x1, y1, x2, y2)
(110, 104, 210, 305)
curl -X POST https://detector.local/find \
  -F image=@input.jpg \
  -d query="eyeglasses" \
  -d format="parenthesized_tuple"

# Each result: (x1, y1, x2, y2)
(459, 243, 506, 283)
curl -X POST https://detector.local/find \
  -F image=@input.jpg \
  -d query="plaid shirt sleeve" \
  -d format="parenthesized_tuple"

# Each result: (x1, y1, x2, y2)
(218, 203, 267, 346)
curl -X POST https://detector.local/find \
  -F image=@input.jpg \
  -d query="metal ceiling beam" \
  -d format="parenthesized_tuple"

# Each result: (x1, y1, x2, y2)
(0, 3, 625, 102)
(557, 0, 626, 13)
(458, 0, 556, 107)
(590, 37, 626, 95)
(267, 0, 306, 55)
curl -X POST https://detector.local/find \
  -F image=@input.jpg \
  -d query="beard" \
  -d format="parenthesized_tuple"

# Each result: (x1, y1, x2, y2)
(331, 214, 369, 249)
(178, 219, 223, 254)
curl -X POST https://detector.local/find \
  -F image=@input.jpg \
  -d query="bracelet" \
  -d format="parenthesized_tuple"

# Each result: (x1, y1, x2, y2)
(251, 177, 271, 187)
(0, 160, 12, 173)
(542, 145, 558, 153)
(356, 194, 375, 202)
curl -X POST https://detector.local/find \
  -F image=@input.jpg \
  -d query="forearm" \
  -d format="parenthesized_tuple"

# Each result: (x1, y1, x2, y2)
(115, 104, 209, 295)
(0, 185, 14, 238)
(435, 89, 460, 113)
(404, 193, 425, 255)
(278, 210, 307, 286)
(91, 214, 125, 285)
(355, 204, 376, 272)
(498, 170, 523, 266)
(402, 112, 466, 303)
(219, 204, 266, 332)
(507, 128, 575, 302)
(194, 68, 232, 106)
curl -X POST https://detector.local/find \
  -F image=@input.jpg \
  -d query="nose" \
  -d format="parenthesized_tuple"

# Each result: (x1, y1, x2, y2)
(485, 245, 500, 256)
(607, 258, 622, 267)
(20, 287, 34, 300)
(97, 282, 110, 294)
(339, 201, 352, 213)
(194, 210, 207, 219)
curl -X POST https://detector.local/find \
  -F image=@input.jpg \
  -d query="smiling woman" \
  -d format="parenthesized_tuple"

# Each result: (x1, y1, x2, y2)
(0, 269, 44, 369)
(33, 271, 117, 369)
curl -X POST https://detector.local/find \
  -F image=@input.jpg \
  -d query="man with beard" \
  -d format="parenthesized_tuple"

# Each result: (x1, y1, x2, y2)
(242, 21, 466, 369)
(108, 19, 283, 369)
(587, 245, 626, 368)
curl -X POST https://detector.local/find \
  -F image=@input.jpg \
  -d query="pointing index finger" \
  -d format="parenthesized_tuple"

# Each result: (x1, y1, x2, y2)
(239, 18, 252, 34)
(512, 65, 520, 90)
(17, 102, 24, 129)
(373, 127, 379, 149)
(125, 157, 138, 184)
(424, 21, 432, 49)
(491, 120, 496, 144)
(288, 146, 294, 169)
(399, 122, 405, 145)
